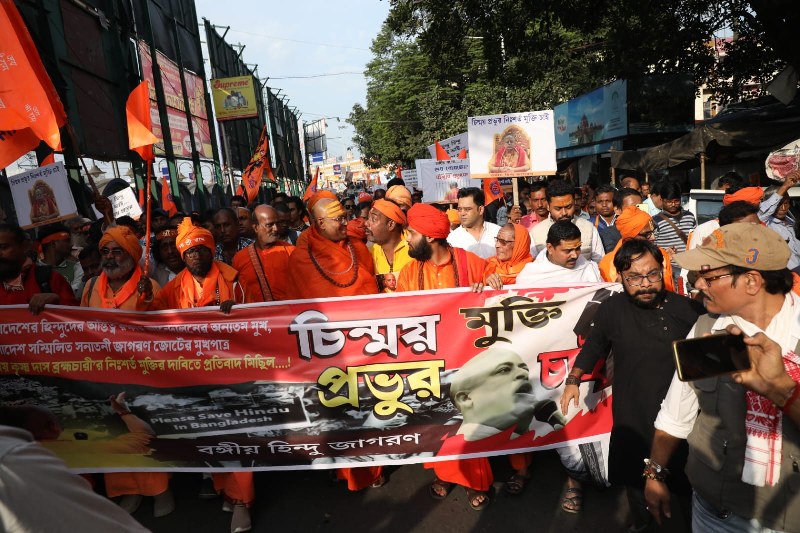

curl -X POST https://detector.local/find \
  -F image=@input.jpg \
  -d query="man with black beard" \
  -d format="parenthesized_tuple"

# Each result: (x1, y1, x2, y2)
(560, 239, 704, 532)
(0, 223, 77, 311)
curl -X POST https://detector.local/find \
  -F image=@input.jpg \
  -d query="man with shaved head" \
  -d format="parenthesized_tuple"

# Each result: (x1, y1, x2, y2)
(232, 205, 295, 302)
(286, 191, 382, 492)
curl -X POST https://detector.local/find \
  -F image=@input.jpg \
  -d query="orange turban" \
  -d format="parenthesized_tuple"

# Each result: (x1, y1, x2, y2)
(175, 217, 215, 257)
(386, 185, 412, 209)
(723, 186, 764, 206)
(357, 192, 373, 203)
(99, 226, 142, 262)
(446, 208, 460, 225)
(347, 218, 367, 242)
(616, 205, 652, 239)
(373, 199, 407, 225)
(407, 203, 450, 239)
(307, 190, 338, 215)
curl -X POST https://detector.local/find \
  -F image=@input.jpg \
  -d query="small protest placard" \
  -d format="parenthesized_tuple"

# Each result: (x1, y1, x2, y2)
(8, 162, 78, 229)
(467, 110, 557, 179)
(416, 159, 472, 203)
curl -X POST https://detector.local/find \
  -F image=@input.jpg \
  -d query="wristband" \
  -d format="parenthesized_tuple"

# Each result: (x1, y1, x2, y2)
(782, 384, 800, 413)
(565, 376, 580, 386)
(642, 458, 670, 482)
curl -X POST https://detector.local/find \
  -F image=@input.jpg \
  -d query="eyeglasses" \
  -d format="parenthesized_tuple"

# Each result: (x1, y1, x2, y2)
(317, 216, 348, 225)
(695, 272, 734, 285)
(99, 247, 126, 258)
(343, 204, 355, 210)
(495, 236, 515, 246)
(623, 270, 663, 286)
(637, 228, 658, 239)
(663, 198, 682, 205)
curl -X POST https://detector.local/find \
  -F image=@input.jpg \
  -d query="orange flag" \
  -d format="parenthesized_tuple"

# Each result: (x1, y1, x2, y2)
(0, 2, 66, 168)
(395, 166, 402, 179)
(40, 151, 55, 167)
(457, 148, 468, 159)
(161, 177, 177, 216)
(126, 80, 157, 161)
(240, 127, 275, 203)
(434, 141, 450, 160)
(483, 177, 504, 206)
(303, 167, 319, 201)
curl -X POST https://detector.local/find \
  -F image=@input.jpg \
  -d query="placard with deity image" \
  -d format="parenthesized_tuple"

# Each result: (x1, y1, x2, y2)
(8, 162, 78, 229)
(467, 110, 557, 179)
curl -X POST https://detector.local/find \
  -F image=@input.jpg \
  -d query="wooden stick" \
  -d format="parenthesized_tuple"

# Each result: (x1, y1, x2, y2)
(143, 163, 152, 274)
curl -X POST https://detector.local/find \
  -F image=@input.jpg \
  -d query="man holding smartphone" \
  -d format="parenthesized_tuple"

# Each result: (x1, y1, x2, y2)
(645, 223, 800, 532)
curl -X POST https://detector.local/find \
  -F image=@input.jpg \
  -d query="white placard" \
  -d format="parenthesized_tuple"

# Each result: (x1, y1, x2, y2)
(108, 187, 143, 219)
(467, 110, 557, 179)
(416, 159, 472, 203)
(400, 169, 418, 189)
(8, 162, 78, 229)
(427, 132, 469, 159)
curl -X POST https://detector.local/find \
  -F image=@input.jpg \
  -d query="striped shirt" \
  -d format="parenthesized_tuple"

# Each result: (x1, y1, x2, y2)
(654, 210, 696, 264)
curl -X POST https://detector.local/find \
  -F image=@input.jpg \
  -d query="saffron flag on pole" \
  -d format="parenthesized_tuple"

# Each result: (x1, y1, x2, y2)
(126, 81, 157, 162)
(434, 141, 450, 161)
(457, 148, 468, 160)
(40, 151, 55, 167)
(161, 177, 177, 216)
(303, 167, 319, 201)
(0, 1, 66, 169)
(483, 177, 504, 206)
(240, 127, 274, 203)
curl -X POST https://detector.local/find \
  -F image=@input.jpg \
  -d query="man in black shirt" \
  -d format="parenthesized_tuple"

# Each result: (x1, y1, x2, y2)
(560, 239, 704, 532)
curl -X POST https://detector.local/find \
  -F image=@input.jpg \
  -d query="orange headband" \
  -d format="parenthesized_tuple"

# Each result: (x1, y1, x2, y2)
(40, 231, 70, 246)
(372, 199, 407, 225)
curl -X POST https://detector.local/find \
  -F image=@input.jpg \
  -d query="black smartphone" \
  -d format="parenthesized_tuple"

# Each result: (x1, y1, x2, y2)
(672, 333, 751, 381)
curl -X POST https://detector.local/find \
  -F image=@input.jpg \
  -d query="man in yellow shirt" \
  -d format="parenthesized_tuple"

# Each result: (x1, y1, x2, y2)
(365, 199, 411, 292)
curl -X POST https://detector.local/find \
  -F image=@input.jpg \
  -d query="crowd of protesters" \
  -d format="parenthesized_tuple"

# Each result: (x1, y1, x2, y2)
(2, 169, 800, 532)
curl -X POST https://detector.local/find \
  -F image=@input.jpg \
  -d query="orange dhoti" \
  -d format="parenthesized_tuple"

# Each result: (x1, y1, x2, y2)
(425, 459, 493, 491)
(105, 472, 171, 498)
(336, 466, 384, 491)
(212, 473, 255, 506)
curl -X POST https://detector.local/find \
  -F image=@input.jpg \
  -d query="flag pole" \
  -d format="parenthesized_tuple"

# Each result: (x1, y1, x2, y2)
(143, 161, 152, 274)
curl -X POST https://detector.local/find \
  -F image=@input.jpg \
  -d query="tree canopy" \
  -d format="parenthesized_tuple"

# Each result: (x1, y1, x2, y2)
(349, 0, 798, 168)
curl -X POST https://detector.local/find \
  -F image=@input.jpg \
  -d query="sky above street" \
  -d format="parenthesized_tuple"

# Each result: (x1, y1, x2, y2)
(196, 0, 390, 159)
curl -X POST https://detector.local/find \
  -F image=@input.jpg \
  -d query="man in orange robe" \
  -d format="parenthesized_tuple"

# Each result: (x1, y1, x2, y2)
(287, 192, 384, 491)
(81, 226, 173, 517)
(232, 205, 294, 302)
(599, 206, 675, 292)
(394, 203, 491, 510)
(151, 218, 252, 533)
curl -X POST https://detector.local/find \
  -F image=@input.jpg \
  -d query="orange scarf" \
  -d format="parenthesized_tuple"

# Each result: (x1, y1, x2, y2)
(177, 261, 237, 308)
(95, 266, 143, 309)
(484, 224, 532, 283)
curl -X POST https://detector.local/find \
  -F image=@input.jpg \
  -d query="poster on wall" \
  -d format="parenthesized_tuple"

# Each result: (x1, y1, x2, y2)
(553, 80, 627, 149)
(210, 76, 259, 122)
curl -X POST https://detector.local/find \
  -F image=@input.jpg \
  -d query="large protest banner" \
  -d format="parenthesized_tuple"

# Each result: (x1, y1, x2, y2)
(468, 110, 557, 179)
(0, 284, 616, 473)
(416, 159, 472, 203)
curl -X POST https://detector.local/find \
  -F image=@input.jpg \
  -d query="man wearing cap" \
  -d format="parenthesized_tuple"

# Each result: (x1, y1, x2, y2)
(394, 203, 490, 509)
(79, 226, 173, 517)
(365, 199, 411, 292)
(287, 191, 377, 300)
(151, 227, 184, 288)
(37, 223, 84, 297)
(759, 170, 800, 270)
(0, 223, 78, 310)
(385, 185, 413, 213)
(598, 206, 676, 292)
(233, 205, 294, 303)
(286, 191, 383, 491)
(687, 184, 764, 251)
(447, 187, 502, 260)
(645, 223, 800, 532)
(562, 239, 704, 531)
(151, 217, 252, 533)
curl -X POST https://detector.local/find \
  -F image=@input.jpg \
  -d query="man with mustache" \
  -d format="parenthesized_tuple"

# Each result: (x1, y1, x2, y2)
(232, 205, 294, 302)
(394, 203, 491, 510)
(152, 218, 252, 533)
(560, 239, 704, 532)
(151, 227, 185, 287)
(364, 199, 411, 292)
(79, 226, 171, 516)
(0, 223, 78, 311)
(517, 220, 602, 285)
